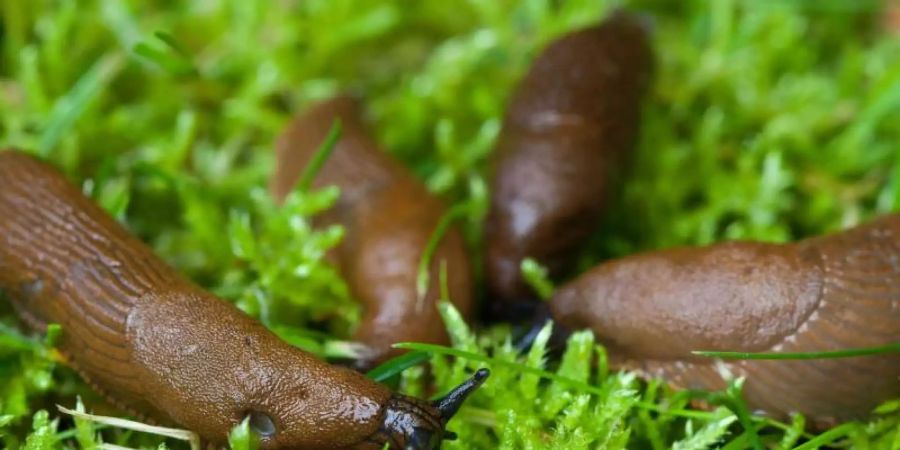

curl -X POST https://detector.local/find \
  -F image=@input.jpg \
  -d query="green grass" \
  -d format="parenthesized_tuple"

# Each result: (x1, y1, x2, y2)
(1, 0, 899, 448)
(693, 343, 900, 360)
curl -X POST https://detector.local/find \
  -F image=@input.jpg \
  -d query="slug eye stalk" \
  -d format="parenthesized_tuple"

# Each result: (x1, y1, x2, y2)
(383, 369, 490, 450)
(434, 368, 490, 424)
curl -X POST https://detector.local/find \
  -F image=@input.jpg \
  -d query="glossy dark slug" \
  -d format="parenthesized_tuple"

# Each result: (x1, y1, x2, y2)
(550, 214, 900, 423)
(270, 96, 474, 368)
(0, 149, 488, 450)
(484, 12, 654, 313)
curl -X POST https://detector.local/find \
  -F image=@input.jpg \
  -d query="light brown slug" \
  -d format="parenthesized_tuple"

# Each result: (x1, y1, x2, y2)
(0, 149, 488, 450)
(484, 12, 653, 315)
(270, 96, 474, 369)
(550, 213, 900, 423)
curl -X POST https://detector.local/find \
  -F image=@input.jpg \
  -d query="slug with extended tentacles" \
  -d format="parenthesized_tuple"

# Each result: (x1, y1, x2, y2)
(550, 214, 900, 423)
(484, 12, 653, 317)
(0, 149, 488, 450)
(270, 96, 474, 369)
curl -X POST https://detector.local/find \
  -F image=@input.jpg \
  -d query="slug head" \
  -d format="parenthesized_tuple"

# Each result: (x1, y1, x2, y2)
(374, 369, 490, 450)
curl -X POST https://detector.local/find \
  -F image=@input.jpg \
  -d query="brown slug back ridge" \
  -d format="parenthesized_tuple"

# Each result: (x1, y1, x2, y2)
(271, 97, 474, 368)
(485, 12, 654, 311)
(550, 214, 900, 423)
(0, 149, 488, 450)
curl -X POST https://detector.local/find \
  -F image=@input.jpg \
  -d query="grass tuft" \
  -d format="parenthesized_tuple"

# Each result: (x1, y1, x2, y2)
(694, 342, 900, 360)
(1, 0, 898, 448)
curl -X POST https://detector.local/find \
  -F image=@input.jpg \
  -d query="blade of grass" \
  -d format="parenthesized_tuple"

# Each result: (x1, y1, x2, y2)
(296, 120, 342, 192)
(791, 422, 857, 450)
(0, 322, 38, 352)
(43, 324, 62, 347)
(38, 53, 125, 156)
(415, 202, 471, 304)
(520, 257, 554, 300)
(153, 31, 191, 58)
(228, 416, 260, 450)
(57, 405, 200, 450)
(132, 40, 197, 77)
(693, 342, 900, 360)
(366, 351, 432, 382)
(99, 444, 137, 450)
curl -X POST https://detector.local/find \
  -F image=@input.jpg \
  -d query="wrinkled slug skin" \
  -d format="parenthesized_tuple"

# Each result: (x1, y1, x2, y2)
(550, 214, 900, 422)
(485, 12, 653, 306)
(0, 150, 435, 449)
(271, 97, 474, 367)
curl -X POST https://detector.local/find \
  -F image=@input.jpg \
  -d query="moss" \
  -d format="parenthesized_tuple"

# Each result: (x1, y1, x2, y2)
(1, 0, 898, 448)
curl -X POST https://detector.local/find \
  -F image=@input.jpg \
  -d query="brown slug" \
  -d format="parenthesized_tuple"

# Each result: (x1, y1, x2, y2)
(550, 213, 900, 423)
(270, 96, 474, 368)
(0, 149, 488, 449)
(484, 12, 654, 313)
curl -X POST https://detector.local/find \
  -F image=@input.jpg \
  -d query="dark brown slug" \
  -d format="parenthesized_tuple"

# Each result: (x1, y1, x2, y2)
(484, 12, 653, 313)
(550, 214, 900, 423)
(270, 96, 474, 368)
(0, 149, 488, 450)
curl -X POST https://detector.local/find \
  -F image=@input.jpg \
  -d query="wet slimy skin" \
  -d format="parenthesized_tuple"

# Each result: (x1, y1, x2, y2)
(271, 97, 474, 368)
(0, 149, 487, 449)
(551, 214, 900, 423)
(485, 12, 654, 313)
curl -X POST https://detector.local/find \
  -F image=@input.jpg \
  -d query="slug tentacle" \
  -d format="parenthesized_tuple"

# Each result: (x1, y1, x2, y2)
(0, 149, 483, 449)
(550, 214, 900, 423)
(371, 368, 490, 450)
(433, 368, 490, 422)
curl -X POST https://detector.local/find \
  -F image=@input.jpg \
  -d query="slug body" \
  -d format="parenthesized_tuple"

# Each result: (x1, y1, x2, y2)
(270, 97, 474, 368)
(0, 150, 487, 449)
(550, 214, 900, 422)
(485, 12, 653, 311)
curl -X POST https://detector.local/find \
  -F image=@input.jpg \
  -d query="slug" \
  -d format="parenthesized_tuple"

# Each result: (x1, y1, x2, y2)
(270, 96, 474, 368)
(0, 149, 488, 449)
(484, 11, 653, 314)
(550, 214, 900, 423)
